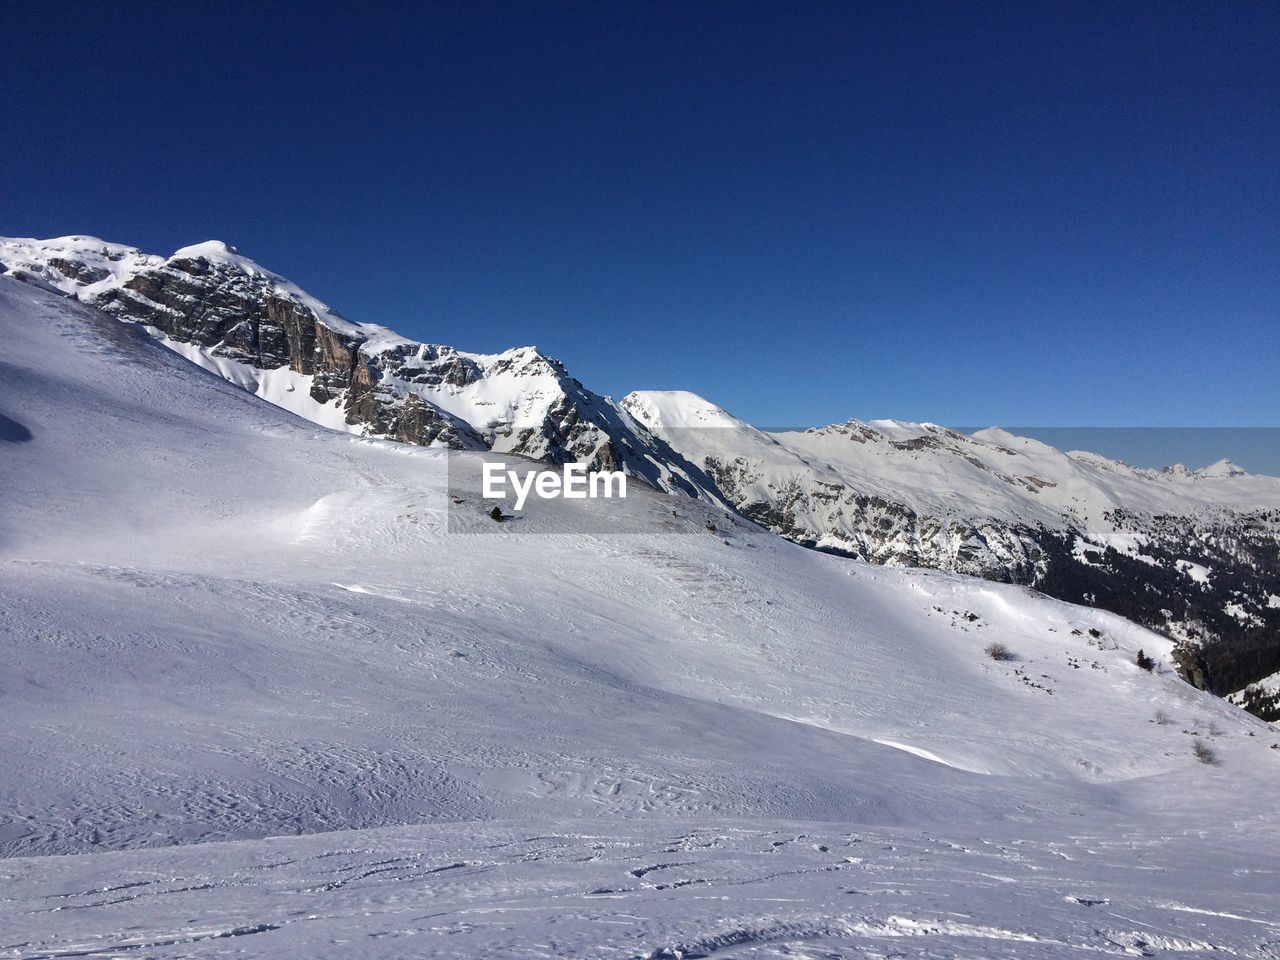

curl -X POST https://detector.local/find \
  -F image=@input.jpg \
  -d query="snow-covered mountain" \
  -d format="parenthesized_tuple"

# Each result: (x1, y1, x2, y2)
(0, 235, 714, 497)
(623, 391, 1280, 706)
(4, 235, 1277, 710)
(4, 265, 1280, 957)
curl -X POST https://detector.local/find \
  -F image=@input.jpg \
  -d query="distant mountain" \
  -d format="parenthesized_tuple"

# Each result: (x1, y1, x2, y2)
(623, 391, 1280, 708)
(5, 235, 1277, 711)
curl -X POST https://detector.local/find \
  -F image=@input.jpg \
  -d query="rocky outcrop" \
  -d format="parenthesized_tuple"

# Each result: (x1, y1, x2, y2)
(309, 324, 360, 402)
(83, 253, 326, 373)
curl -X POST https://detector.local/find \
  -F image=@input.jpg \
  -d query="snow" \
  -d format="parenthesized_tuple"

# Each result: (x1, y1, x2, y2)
(1075, 532, 1161, 566)
(1178, 559, 1212, 584)
(619, 389, 766, 432)
(1239, 666, 1280, 700)
(171, 239, 246, 261)
(159, 332, 362, 435)
(3, 819, 1278, 959)
(1225, 601, 1265, 627)
(1196, 457, 1248, 478)
(2, 276, 1280, 956)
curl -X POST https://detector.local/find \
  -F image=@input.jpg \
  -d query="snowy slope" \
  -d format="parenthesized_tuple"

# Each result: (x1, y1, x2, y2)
(3, 276, 1280, 955)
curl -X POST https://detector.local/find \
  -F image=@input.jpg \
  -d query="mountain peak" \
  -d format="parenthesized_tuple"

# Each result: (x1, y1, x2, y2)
(1196, 457, 1247, 478)
(1159, 458, 1248, 479)
(173, 240, 238, 259)
(169, 241, 291, 287)
(620, 390, 744, 431)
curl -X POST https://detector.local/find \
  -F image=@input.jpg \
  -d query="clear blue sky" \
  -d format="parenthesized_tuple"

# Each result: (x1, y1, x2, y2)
(2, 1, 1277, 430)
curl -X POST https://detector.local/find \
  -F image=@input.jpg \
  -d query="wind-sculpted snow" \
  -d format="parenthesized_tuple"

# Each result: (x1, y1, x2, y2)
(2, 276, 1280, 955)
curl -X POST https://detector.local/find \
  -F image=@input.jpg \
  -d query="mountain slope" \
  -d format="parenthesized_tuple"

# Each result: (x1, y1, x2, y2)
(623, 390, 1280, 701)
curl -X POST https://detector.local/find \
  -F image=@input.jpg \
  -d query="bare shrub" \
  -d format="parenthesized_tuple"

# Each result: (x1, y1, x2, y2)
(1192, 737, 1218, 765)
(1154, 709, 1170, 725)
(985, 642, 1015, 661)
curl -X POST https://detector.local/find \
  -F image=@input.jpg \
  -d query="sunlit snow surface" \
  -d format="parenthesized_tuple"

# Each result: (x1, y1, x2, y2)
(2, 277, 1279, 957)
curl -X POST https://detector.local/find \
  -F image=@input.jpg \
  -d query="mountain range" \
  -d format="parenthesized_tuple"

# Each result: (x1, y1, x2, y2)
(4, 234, 1278, 714)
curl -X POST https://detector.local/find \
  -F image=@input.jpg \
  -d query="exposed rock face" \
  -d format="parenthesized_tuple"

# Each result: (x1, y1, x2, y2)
(341, 350, 482, 448)
(703, 455, 1047, 581)
(99, 253, 304, 370)
(46, 257, 110, 285)
(310, 324, 360, 402)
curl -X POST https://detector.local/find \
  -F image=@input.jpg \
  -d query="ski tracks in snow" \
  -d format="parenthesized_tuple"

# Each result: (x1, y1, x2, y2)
(2, 821, 1277, 959)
